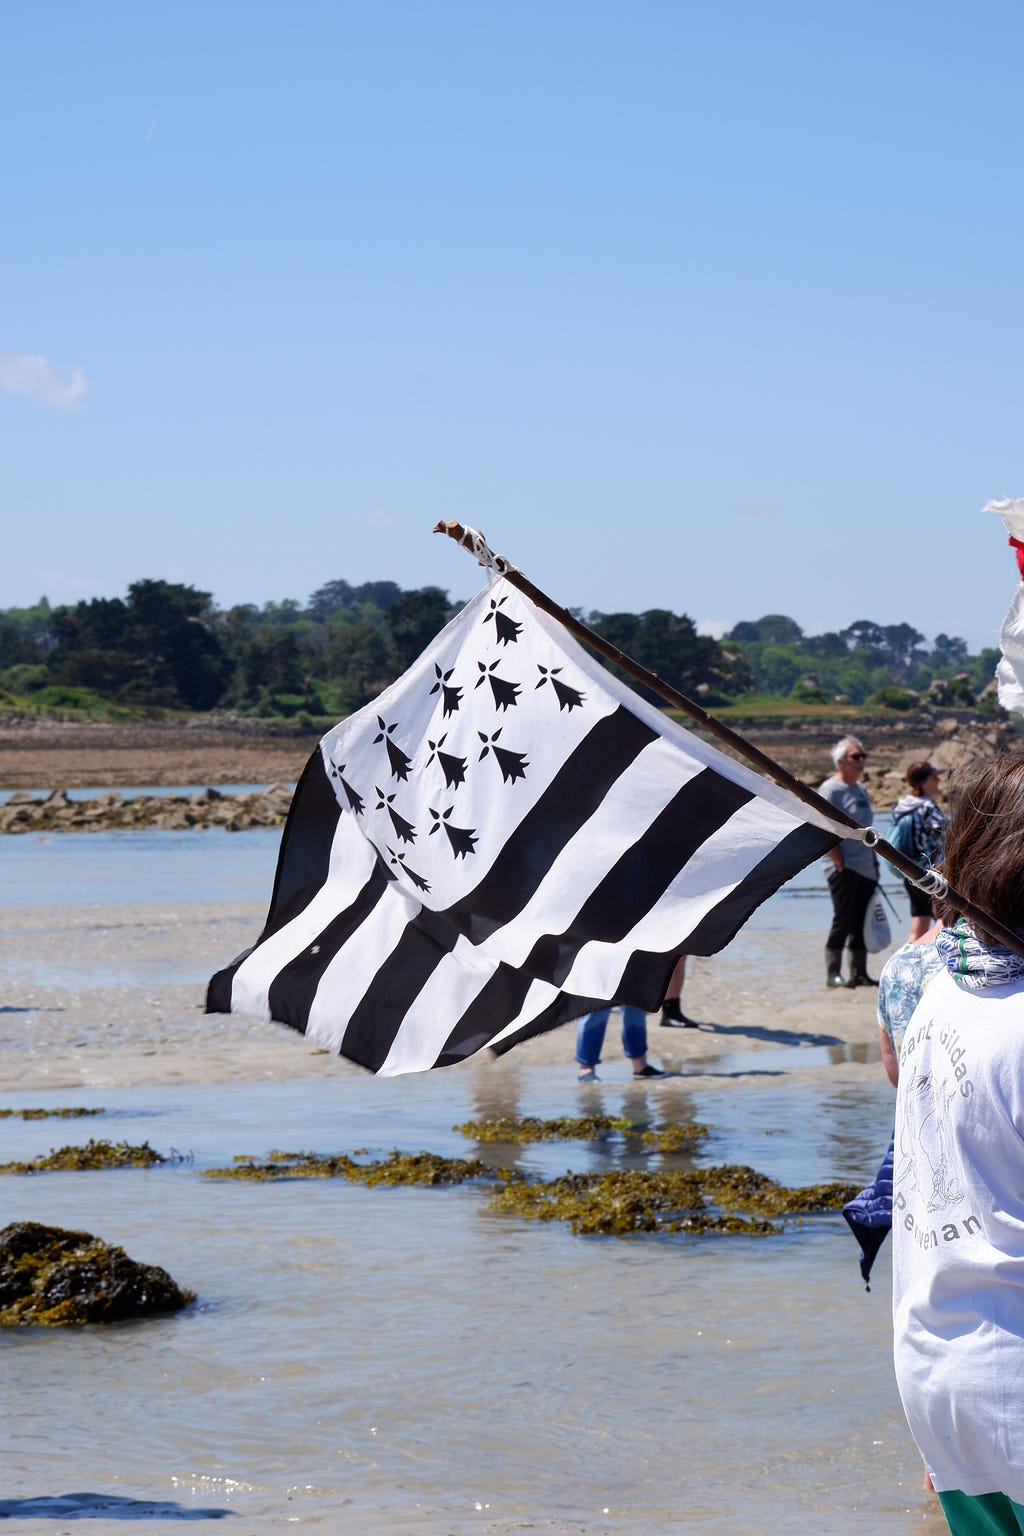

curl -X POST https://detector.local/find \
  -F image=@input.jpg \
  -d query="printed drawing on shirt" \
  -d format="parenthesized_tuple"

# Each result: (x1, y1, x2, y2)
(894, 1065, 965, 1215)
(894, 1019, 983, 1252)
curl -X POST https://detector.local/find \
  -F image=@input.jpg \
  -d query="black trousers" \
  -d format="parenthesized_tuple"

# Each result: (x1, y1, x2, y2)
(826, 868, 876, 951)
(903, 877, 933, 919)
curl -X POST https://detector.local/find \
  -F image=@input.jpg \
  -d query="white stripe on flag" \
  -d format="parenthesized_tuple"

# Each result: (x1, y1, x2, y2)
(375, 936, 504, 1076)
(458, 736, 700, 971)
(229, 813, 376, 1022)
(304, 890, 415, 1054)
(482, 977, 578, 1056)
(556, 795, 809, 996)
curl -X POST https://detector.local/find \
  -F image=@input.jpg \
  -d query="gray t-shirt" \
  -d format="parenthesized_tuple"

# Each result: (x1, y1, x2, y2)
(817, 774, 876, 880)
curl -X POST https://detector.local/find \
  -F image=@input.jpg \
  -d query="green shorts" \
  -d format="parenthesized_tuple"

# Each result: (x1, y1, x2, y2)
(938, 1490, 1024, 1536)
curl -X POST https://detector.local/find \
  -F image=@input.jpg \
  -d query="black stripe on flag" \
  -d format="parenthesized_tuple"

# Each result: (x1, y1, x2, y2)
(447, 706, 657, 946)
(611, 823, 841, 1000)
(266, 751, 342, 925)
(521, 767, 752, 988)
(680, 819, 838, 955)
(443, 981, 605, 1066)
(266, 863, 391, 1032)
(206, 750, 343, 1015)
(340, 906, 458, 1072)
(431, 963, 537, 1067)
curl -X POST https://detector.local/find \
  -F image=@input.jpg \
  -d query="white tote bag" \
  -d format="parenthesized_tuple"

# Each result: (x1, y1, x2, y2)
(863, 885, 892, 953)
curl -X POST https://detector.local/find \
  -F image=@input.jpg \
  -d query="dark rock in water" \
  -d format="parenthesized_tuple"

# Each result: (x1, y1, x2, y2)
(0, 1221, 193, 1326)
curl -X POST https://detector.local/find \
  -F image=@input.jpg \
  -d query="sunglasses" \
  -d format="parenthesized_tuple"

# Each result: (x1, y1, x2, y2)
(847, 753, 866, 762)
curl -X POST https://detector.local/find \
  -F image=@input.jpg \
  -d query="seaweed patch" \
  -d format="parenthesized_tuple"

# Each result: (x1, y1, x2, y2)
(0, 1108, 104, 1121)
(454, 1114, 709, 1149)
(204, 1149, 504, 1185)
(0, 1140, 177, 1174)
(486, 1165, 858, 1236)
(201, 1141, 855, 1241)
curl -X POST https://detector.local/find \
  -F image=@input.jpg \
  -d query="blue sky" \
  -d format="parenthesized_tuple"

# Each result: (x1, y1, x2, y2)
(2, 2, 1023, 651)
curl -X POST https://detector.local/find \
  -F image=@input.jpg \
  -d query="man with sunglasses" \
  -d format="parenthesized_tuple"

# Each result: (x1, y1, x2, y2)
(819, 735, 879, 989)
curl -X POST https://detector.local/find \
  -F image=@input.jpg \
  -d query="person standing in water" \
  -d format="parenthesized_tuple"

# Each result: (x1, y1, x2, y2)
(818, 735, 878, 989)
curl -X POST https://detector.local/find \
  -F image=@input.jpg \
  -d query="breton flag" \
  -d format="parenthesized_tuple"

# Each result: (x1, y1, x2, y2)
(206, 576, 841, 1074)
(986, 497, 1024, 716)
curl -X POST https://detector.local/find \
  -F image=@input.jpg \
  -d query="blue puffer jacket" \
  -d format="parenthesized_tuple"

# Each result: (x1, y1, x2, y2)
(842, 1132, 894, 1291)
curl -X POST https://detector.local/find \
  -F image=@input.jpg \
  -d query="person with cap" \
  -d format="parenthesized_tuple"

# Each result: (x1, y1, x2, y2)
(819, 735, 879, 989)
(891, 762, 949, 942)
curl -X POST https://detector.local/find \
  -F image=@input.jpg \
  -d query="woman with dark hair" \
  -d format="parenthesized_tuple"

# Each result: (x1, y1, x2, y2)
(891, 761, 949, 942)
(893, 754, 1024, 1535)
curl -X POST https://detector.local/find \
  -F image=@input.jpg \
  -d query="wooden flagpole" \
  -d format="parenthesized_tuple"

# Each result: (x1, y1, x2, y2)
(434, 519, 1024, 960)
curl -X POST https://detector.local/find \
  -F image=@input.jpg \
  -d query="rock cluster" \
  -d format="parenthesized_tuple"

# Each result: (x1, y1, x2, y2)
(0, 1221, 193, 1326)
(705, 713, 1018, 811)
(863, 716, 1014, 809)
(0, 782, 294, 834)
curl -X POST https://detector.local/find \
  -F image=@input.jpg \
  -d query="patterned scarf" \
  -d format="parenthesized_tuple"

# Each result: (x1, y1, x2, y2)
(937, 917, 1024, 991)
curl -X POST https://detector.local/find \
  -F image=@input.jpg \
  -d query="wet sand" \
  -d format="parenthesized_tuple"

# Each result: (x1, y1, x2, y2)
(0, 717, 319, 790)
(0, 895, 888, 1094)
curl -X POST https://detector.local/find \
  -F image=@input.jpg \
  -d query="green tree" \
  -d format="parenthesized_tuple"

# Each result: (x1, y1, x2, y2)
(307, 579, 403, 618)
(726, 614, 804, 645)
(932, 633, 969, 669)
(388, 586, 456, 671)
(754, 644, 803, 696)
(802, 631, 848, 660)
(326, 618, 397, 710)
(48, 580, 229, 709)
(124, 580, 229, 709)
(880, 623, 926, 682)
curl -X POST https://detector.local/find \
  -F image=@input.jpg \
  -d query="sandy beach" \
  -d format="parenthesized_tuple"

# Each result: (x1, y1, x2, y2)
(0, 717, 320, 792)
(0, 894, 887, 1095)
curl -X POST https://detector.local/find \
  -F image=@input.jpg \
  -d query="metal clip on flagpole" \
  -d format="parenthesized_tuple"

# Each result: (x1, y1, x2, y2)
(434, 519, 1024, 961)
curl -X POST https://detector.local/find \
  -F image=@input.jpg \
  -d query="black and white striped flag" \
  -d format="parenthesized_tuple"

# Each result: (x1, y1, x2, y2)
(206, 577, 840, 1074)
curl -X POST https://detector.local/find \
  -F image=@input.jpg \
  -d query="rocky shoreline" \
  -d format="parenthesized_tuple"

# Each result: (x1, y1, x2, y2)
(0, 710, 1016, 833)
(0, 782, 295, 834)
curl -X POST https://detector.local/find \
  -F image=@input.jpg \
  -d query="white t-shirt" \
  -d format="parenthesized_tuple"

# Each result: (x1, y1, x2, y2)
(893, 968, 1024, 1498)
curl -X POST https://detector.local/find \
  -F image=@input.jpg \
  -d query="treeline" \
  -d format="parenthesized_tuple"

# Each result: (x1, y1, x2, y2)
(0, 582, 1001, 720)
(725, 614, 999, 709)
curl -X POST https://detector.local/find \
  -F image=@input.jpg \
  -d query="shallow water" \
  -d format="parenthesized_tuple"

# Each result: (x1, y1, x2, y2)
(0, 823, 939, 1534)
(1, 1068, 936, 1536)
(0, 825, 282, 908)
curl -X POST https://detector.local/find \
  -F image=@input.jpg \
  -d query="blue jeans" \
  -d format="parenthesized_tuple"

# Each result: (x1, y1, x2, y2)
(575, 1006, 648, 1068)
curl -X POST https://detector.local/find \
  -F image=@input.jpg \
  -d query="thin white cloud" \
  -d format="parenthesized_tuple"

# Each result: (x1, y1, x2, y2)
(0, 354, 88, 408)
